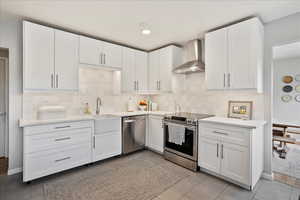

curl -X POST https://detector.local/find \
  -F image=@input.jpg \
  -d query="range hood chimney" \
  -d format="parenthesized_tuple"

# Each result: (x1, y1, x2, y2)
(173, 39, 205, 74)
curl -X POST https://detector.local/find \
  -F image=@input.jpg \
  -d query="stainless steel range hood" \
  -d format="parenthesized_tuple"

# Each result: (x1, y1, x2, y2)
(173, 39, 205, 74)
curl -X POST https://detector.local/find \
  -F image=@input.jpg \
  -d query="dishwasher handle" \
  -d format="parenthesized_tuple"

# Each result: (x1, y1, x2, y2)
(123, 119, 135, 123)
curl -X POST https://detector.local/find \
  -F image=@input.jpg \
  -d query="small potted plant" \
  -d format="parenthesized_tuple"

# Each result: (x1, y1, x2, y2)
(138, 100, 147, 111)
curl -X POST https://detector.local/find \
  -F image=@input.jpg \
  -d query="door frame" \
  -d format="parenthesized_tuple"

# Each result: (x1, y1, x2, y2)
(0, 57, 9, 158)
(270, 38, 300, 178)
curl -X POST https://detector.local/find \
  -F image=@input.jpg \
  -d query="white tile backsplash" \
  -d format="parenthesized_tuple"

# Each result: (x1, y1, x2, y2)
(23, 67, 264, 120)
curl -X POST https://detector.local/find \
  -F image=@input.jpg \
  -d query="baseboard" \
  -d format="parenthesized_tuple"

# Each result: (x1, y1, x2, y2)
(7, 167, 22, 175)
(261, 172, 273, 181)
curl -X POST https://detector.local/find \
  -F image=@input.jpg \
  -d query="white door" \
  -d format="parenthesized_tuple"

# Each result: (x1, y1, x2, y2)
(220, 143, 249, 185)
(79, 36, 102, 66)
(228, 20, 254, 89)
(148, 116, 164, 153)
(0, 59, 6, 157)
(135, 50, 148, 92)
(198, 137, 220, 174)
(205, 28, 228, 90)
(159, 47, 172, 92)
(54, 30, 79, 90)
(121, 47, 136, 92)
(102, 42, 122, 68)
(23, 21, 54, 90)
(93, 132, 121, 162)
(148, 50, 160, 91)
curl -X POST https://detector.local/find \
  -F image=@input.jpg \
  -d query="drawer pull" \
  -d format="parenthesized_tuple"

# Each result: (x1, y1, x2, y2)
(55, 157, 71, 162)
(213, 131, 228, 136)
(221, 144, 224, 159)
(217, 144, 219, 157)
(55, 137, 71, 142)
(54, 125, 71, 129)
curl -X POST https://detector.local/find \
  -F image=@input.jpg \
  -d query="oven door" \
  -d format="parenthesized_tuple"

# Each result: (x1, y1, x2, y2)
(163, 121, 198, 161)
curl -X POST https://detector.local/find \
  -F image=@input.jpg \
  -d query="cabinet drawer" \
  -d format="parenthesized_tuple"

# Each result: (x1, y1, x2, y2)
(200, 125, 250, 146)
(24, 143, 91, 181)
(24, 128, 92, 154)
(95, 118, 120, 134)
(24, 120, 93, 135)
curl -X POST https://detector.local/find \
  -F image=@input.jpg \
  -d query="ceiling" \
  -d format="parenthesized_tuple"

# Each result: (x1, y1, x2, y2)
(273, 41, 300, 60)
(2, 0, 300, 50)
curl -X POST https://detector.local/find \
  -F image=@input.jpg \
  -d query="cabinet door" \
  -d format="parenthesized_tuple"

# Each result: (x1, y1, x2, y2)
(54, 30, 79, 90)
(93, 132, 121, 162)
(148, 50, 160, 91)
(220, 143, 249, 185)
(159, 47, 172, 92)
(121, 47, 136, 92)
(102, 42, 122, 68)
(23, 21, 54, 90)
(198, 137, 220, 174)
(148, 116, 164, 153)
(205, 28, 228, 90)
(79, 36, 102, 66)
(228, 20, 256, 89)
(135, 50, 148, 92)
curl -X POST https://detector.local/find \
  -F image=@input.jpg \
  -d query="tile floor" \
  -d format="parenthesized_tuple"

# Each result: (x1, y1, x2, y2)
(0, 150, 299, 200)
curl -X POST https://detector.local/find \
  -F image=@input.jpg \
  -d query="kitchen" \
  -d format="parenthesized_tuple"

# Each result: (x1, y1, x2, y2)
(1, 1, 300, 200)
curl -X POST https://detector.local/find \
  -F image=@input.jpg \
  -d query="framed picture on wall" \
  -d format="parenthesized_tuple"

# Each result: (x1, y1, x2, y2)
(228, 101, 253, 120)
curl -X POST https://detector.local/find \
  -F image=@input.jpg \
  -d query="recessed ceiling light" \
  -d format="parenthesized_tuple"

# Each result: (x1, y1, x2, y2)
(142, 29, 151, 35)
(140, 22, 151, 35)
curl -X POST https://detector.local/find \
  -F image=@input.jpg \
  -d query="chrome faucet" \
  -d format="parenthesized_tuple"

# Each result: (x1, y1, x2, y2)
(96, 97, 102, 115)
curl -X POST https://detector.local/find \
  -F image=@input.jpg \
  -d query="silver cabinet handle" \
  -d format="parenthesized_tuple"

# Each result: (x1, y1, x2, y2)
(56, 74, 58, 88)
(124, 119, 135, 123)
(213, 131, 228, 136)
(217, 143, 219, 157)
(159, 81, 161, 90)
(99, 53, 102, 64)
(227, 73, 230, 88)
(51, 74, 54, 88)
(55, 137, 71, 142)
(156, 81, 159, 90)
(93, 136, 96, 148)
(55, 157, 71, 162)
(137, 81, 139, 91)
(221, 144, 224, 159)
(54, 125, 71, 129)
(104, 54, 106, 64)
(134, 81, 136, 91)
(223, 73, 226, 88)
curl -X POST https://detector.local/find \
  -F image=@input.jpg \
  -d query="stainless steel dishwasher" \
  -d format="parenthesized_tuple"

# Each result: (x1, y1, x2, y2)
(122, 115, 146, 154)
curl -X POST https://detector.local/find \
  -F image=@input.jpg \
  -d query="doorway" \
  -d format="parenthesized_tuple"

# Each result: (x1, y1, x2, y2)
(0, 49, 8, 175)
(271, 41, 300, 187)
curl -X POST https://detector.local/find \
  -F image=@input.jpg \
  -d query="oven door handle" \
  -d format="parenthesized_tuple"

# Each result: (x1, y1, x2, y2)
(163, 121, 196, 130)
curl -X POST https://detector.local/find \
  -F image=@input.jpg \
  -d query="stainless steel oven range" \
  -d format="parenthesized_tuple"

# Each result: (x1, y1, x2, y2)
(163, 112, 213, 171)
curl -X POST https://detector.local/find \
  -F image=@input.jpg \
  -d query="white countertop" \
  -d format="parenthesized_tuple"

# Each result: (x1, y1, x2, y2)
(19, 111, 173, 127)
(199, 117, 267, 129)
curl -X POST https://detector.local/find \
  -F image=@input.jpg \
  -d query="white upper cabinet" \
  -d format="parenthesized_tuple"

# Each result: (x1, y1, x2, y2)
(102, 41, 122, 68)
(23, 21, 79, 91)
(148, 45, 182, 93)
(54, 30, 79, 90)
(121, 47, 136, 93)
(205, 28, 228, 90)
(148, 50, 160, 91)
(121, 47, 148, 93)
(205, 18, 264, 93)
(23, 21, 54, 90)
(79, 36, 122, 69)
(79, 36, 102, 66)
(135, 51, 148, 92)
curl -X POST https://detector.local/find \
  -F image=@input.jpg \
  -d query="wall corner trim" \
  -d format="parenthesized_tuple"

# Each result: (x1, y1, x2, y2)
(7, 167, 22, 175)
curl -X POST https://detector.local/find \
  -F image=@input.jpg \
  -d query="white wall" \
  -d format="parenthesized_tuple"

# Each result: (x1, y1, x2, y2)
(264, 12, 300, 178)
(0, 10, 23, 173)
(273, 57, 300, 124)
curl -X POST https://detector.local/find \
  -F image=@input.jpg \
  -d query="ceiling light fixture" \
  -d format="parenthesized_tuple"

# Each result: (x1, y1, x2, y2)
(140, 22, 151, 35)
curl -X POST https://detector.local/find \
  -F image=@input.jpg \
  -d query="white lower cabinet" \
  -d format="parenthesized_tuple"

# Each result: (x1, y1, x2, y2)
(147, 115, 164, 153)
(92, 117, 121, 162)
(198, 122, 263, 190)
(23, 120, 94, 182)
(93, 132, 121, 162)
